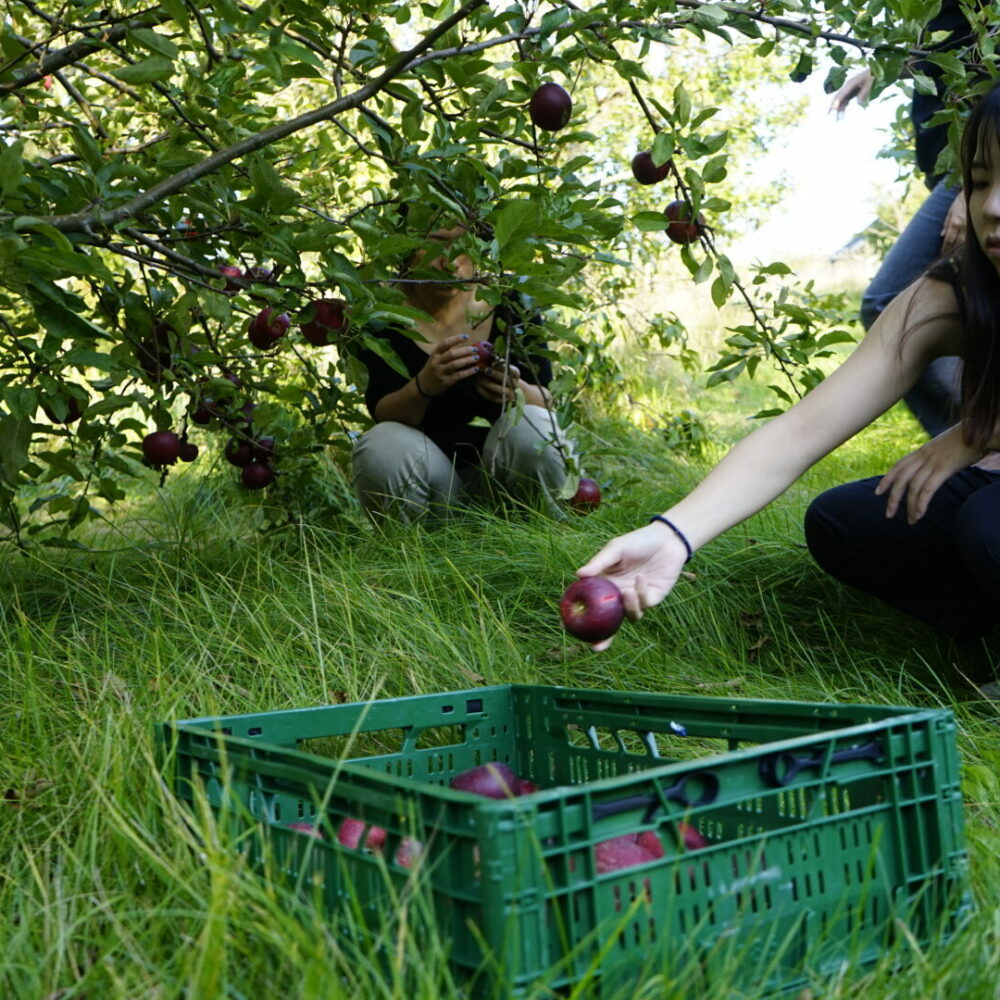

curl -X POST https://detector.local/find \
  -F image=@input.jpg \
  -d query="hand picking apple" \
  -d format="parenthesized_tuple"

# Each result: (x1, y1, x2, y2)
(560, 577, 625, 644)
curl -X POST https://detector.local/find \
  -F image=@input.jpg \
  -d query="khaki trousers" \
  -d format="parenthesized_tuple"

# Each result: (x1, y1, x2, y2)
(351, 405, 574, 522)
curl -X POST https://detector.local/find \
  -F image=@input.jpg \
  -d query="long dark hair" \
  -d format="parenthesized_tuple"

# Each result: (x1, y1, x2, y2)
(959, 83, 1000, 447)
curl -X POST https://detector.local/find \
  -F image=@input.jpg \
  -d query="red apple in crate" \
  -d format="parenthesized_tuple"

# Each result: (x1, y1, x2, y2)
(560, 577, 625, 644)
(450, 762, 519, 799)
(678, 821, 708, 851)
(595, 834, 657, 873)
(517, 778, 540, 795)
(337, 817, 387, 852)
(664, 200, 704, 245)
(636, 830, 665, 859)
(300, 297, 347, 347)
(631, 150, 671, 185)
(529, 82, 572, 131)
(569, 477, 601, 512)
(394, 837, 423, 869)
(288, 821, 324, 839)
(472, 340, 495, 372)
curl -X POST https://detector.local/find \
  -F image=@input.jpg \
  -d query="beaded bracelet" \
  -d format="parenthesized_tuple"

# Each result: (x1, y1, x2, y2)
(649, 515, 693, 563)
(414, 372, 444, 399)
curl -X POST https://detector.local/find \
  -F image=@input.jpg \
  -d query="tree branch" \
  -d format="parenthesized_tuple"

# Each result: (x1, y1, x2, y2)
(15, 0, 488, 235)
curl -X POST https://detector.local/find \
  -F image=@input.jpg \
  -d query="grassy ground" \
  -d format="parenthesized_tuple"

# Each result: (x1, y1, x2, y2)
(2, 355, 999, 1000)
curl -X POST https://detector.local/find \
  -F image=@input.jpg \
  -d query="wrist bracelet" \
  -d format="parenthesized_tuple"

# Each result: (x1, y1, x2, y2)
(414, 372, 444, 399)
(649, 515, 693, 563)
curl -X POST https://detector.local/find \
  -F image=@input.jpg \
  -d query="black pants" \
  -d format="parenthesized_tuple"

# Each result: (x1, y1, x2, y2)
(804, 469, 1000, 639)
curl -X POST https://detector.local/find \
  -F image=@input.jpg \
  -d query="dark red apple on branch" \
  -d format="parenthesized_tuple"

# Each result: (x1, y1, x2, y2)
(248, 307, 290, 350)
(569, 477, 601, 512)
(631, 150, 671, 185)
(224, 438, 254, 468)
(142, 430, 180, 467)
(529, 82, 573, 132)
(241, 461, 274, 490)
(246, 265, 274, 284)
(218, 264, 243, 294)
(664, 201, 704, 245)
(300, 298, 347, 347)
(560, 577, 625, 643)
(178, 440, 199, 463)
(41, 395, 85, 424)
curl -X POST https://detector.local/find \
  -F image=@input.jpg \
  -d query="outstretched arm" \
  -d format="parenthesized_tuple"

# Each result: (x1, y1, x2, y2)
(576, 277, 962, 649)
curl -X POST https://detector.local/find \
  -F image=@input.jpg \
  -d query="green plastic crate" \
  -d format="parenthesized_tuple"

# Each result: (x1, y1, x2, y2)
(156, 684, 970, 997)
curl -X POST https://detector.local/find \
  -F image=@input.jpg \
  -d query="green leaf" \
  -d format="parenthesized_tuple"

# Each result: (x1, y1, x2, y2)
(492, 200, 536, 250)
(361, 333, 410, 379)
(111, 56, 175, 84)
(673, 82, 692, 126)
(631, 211, 668, 232)
(0, 414, 32, 485)
(129, 28, 179, 58)
(651, 132, 674, 165)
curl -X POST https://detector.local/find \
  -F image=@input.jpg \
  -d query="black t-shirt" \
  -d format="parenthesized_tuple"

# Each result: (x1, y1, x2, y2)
(359, 298, 554, 466)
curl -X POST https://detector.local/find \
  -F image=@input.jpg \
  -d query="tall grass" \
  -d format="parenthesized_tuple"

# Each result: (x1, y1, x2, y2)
(2, 361, 999, 999)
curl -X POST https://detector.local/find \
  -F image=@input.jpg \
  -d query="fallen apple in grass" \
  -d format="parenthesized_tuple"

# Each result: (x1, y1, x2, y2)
(560, 577, 625, 644)
(529, 82, 573, 131)
(337, 817, 387, 852)
(450, 762, 520, 799)
(569, 477, 601, 512)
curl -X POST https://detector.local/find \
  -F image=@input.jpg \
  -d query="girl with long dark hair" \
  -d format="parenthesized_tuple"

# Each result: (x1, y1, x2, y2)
(575, 83, 1000, 687)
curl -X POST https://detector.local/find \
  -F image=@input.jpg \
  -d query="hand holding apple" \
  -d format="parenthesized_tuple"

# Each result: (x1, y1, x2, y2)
(573, 520, 693, 649)
(476, 361, 521, 404)
(416, 333, 483, 397)
(560, 577, 625, 644)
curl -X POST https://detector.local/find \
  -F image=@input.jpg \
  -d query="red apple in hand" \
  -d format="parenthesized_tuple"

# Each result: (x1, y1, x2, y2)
(529, 82, 573, 131)
(664, 200, 704, 245)
(450, 762, 519, 799)
(631, 150, 671, 185)
(569, 477, 601, 512)
(472, 340, 495, 372)
(560, 577, 625, 643)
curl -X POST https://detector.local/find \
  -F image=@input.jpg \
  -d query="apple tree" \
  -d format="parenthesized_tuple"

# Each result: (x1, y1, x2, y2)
(0, 0, 992, 544)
